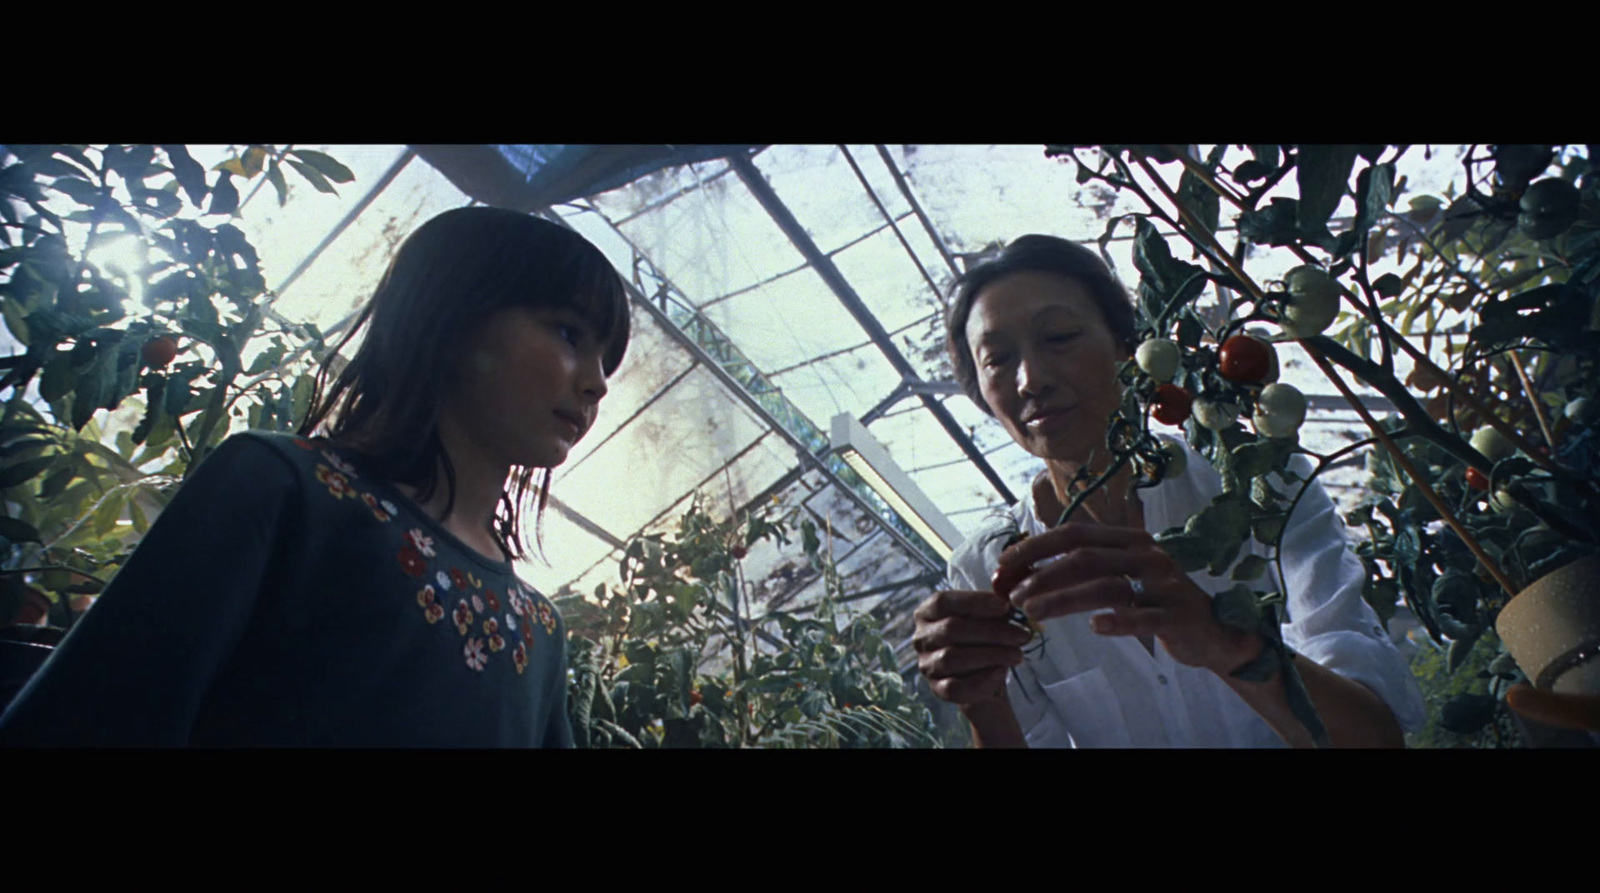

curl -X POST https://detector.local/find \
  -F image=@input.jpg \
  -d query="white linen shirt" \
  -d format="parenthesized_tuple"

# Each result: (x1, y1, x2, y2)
(946, 435, 1427, 748)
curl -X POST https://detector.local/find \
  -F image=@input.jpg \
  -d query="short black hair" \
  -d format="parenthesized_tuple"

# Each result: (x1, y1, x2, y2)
(945, 234, 1137, 416)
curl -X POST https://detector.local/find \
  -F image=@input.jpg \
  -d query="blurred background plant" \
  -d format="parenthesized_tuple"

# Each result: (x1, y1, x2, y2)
(557, 495, 939, 748)
(0, 144, 349, 635)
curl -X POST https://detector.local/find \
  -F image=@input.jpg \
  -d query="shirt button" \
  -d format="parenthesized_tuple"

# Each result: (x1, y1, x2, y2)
(1373, 625, 1385, 636)
(1157, 674, 1168, 685)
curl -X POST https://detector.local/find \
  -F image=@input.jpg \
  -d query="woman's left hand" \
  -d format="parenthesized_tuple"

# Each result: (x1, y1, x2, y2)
(999, 522, 1263, 677)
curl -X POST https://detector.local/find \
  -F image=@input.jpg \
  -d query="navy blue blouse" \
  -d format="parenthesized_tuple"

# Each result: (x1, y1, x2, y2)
(0, 431, 574, 748)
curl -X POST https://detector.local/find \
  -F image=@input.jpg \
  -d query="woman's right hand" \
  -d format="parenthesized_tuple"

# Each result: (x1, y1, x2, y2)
(912, 589, 1031, 709)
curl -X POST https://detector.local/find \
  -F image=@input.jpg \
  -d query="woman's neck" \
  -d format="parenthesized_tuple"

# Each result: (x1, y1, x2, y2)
(1035, 457, 1143, 530)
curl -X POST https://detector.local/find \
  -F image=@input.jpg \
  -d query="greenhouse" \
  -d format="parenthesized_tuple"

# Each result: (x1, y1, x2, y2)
(2, 144, 1597, 747)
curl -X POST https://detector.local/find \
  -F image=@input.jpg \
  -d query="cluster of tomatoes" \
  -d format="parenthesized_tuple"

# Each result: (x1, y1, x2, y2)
(1132, 264, 1341, 441)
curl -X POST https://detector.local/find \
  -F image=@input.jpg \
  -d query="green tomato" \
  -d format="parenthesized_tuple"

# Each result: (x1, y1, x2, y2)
(1159, 438, 1187, 480)
(1517, 177, 1580, 240)
(1253, 383, 1307, 438)
(1135, 338, 1182, 382)
(1194, 399, 1238, 431)
(1471, 426, 1516, 463)
(1281, 266, 1342, 339)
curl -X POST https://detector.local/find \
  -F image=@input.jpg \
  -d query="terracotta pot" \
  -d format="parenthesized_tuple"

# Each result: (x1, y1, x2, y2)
(1497, 556, 1600, 695)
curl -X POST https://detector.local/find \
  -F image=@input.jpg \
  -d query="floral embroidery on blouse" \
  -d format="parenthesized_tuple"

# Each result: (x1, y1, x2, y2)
(538, 601, 556, 634)
(471, 594, 484, 614)
(513, 641, 528, 674)
(450, 567, 468, 590)
(436, 570, 453, 591)
(321, 450, 358, 477)
(315, 465, 356, 499)
(483, 617, 498, 637)
(361, 492, 393, 523)
(488, 633, 506, 653)
(485, 590, 501, 613)
(398, 544, 427, 578)
(417, 585, 436, 608)
(453, 599, 474, 636)
(292, 437, 317, 451)
(506, 614, 517, 632)
(464, 637, 487, 671)
(405, 528, 436, 558)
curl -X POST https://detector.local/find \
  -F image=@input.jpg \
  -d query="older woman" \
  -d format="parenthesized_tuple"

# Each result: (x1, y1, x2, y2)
(913, 235, 1426, 748)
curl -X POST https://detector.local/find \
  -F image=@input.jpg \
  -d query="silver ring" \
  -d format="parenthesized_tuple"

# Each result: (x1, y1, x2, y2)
(1126, 575, 1145, 605)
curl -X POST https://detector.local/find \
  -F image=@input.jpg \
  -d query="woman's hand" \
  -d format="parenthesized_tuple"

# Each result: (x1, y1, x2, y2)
(912, 589, 1031, 708)
(1507, 683, 1600, 733)
(998, 522, 1262, 678)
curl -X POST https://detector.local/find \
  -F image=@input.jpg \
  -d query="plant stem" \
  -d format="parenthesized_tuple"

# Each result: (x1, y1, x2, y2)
(1305, 345, 1519, 598)
(1510, 351, 1556, 449)
(0, 565, 109, 588)
(1171, 148, 1250, 212)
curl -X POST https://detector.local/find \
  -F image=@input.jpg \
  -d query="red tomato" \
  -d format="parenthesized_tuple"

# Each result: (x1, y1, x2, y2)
(1152, 384, 1194, 426)
(141, 336, 179, 368)
(730, 544, 748, 559)
(991, 563, 1030, 600)
(1219, 335, 1273, 383)
(689, 690, 703, 706)
(1465, 467, 1489, 491)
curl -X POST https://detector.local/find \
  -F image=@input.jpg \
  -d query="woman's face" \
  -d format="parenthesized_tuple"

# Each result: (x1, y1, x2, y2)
(441, 303, 611, 470)
(965, 271, 1129, 465)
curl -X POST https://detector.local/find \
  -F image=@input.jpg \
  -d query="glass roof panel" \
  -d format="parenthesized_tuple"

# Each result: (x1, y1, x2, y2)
(270, 155, 469, 332)
(554, 366, 771, 538)
(611, 170, 806, 305)
(752, 144, 891, 255)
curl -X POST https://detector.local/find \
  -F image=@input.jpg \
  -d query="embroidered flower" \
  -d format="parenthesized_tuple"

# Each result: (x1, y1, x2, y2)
(416, 585, 436, 608)
(398, 545, 427, 578)
(538, 601, 555, 634)
(436, 571, 452, 591)
(488, 633, 505, 653)
(510, 591, 526, 616)
(316, 465, 355, 499)
(406, 528, 436, 558)
(453, 600, 474, 635)
(464, 638, 487, 671)
(483, 617, 498, 636)
(381, 499, 399, 516)
(520, 622, 534, 646)
(450, 567, 467, 589)
(471, 594, 484, 614)
(506, 614, 517, 632)
(467, 572, 483, 590)
(321, 450, 358, 477)
(360, 492, 392, 522)
(424, 604, 444, 625)
(513, 642, 528, 674)
(485, 590, 501, 612)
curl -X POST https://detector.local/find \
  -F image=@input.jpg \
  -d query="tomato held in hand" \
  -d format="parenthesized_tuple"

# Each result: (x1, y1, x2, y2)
(1151, 384, 1193, 426)
(141, 335, 179, 369)
(1219, 334, 1274, 384)
(1465, 467, 1489, 491)
(730, 544, 748, 559)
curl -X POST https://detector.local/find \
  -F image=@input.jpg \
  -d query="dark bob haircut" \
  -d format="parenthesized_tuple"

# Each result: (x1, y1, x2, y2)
(945, 234, 1137, 416)
(300, 206, 631, 561)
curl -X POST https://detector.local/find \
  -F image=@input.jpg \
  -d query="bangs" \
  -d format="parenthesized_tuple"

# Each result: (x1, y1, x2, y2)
(498, 227, 631, 377)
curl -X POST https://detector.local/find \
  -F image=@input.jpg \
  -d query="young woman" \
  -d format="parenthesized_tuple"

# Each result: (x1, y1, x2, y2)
(0, 206, 629, 747)
(912, 235, 1426, 748)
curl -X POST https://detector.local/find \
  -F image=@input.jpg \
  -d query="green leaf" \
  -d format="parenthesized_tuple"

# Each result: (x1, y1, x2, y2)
(1212, 583, 1262, 632)
(286, 159, 337, 195)
(161, 145, 209, 206)
(239, 146, 269, 179)
(246, 339, 289, 375)
(287, 149, 355, 184)
(208, 172, 239, 216)
(38, 465, 76, 499)
(1295, 145, 1358, 236)
(1155, 531, 1212, 573)
(1177, 167, 1221, 236)
(1372, 273, 1403, 298)
(0, 455, 58, 489)
(2, 298, 31, 345)
(0, 516, 41, 543)
(50, 176, 104, 207)
(1231, 554, 1269, 581)
(1351, 162, 1395, 244)
(265, 161, 289, 207)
